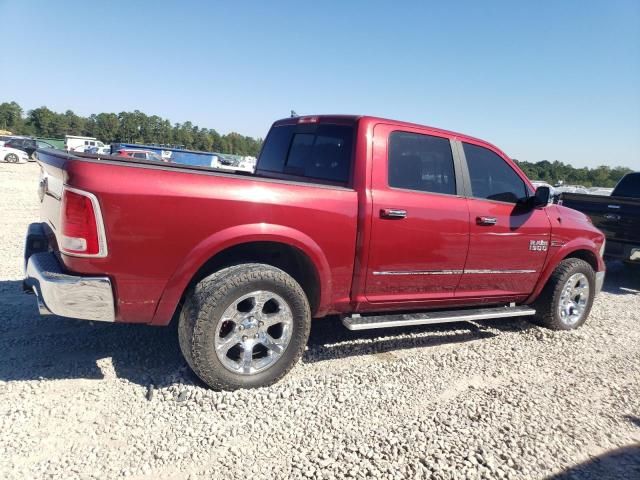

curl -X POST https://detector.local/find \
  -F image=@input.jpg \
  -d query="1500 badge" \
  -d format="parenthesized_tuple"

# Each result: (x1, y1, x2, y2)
(529, 240, 548, 252)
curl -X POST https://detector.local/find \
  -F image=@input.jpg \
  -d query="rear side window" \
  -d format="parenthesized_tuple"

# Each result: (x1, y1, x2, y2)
(613, 173, 640, 198)
(388, 131, 456, 195)
(463, 143, 527, 204)
(258, 124, 353, 184)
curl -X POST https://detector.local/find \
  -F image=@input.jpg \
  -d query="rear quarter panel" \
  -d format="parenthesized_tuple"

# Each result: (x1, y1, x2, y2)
(60, 159, 358, 323)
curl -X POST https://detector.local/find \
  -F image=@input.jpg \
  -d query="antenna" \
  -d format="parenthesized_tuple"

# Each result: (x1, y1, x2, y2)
(290, 110, 299, 118)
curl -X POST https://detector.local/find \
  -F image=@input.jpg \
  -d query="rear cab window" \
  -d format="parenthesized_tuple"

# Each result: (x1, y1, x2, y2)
(257, 120, 355, 186)
(612, 173, 640, 198)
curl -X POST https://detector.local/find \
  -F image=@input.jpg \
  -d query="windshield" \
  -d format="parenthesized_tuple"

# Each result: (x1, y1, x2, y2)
(613, 173, 640, 198)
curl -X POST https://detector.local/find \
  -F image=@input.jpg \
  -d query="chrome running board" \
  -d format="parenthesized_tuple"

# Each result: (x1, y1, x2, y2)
(342, 305, 535, 331)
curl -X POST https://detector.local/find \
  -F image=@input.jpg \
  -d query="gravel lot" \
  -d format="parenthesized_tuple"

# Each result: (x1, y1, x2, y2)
(1, 161, 639, 480)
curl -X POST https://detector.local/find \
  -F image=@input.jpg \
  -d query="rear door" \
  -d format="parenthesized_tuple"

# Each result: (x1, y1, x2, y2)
(455, 141, 550, 297)
(364, 125, 470, 303)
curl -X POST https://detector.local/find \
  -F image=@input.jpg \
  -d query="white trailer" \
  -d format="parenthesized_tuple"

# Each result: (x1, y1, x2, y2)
(65, 135, 105, 152)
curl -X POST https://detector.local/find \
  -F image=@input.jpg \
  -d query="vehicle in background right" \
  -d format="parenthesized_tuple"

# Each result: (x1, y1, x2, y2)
(560, 172, 640, 265)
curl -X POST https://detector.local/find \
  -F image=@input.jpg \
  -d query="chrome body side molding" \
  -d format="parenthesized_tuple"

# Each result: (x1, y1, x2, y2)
(373, 269, 536, 276)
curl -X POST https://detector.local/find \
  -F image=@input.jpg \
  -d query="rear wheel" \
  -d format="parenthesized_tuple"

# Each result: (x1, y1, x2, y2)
(178, 263, 311, 390)
(4, 153, 18, 163)
(533, 258, 596, 330)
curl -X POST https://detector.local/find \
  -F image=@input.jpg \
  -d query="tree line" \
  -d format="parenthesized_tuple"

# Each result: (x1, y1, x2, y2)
(513, 159, 632, 188)
(1, 100, 633, 185)
(0, 101, 263, 156)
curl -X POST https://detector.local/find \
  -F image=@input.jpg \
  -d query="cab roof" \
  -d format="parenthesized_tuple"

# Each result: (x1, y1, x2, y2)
(272, 114, 507, 157)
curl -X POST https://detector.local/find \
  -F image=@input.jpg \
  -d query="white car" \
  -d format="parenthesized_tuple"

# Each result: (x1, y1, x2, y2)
(1, 146, 30, 163)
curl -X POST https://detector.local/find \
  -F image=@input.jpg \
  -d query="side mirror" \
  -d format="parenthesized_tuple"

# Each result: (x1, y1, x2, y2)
(533, 186, 550, 207)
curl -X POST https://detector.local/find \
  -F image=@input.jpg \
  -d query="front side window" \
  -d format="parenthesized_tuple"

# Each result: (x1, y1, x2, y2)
(463, 143, 527, 204)
(388, 131, 456, 195)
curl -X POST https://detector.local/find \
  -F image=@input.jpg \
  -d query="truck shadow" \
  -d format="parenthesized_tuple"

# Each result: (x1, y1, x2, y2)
(545, 443, 640, 480)
(0, 280, 189, 387)
(304, 315, 505, 363)
(0, 279, 523, 388)
(1, 261, 637, 388)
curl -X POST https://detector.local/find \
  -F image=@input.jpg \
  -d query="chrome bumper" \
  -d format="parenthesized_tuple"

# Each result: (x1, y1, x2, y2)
(24, 251, 115, 322)
(595, 271, 605, 296)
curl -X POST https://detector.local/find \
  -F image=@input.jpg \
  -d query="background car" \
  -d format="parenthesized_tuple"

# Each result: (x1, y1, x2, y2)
(115, 149, 168, 162)
(4, 138, 56, 159)
(0, 145, 30, 163)
(0, 135, 29, 147)
(85, 145, 111, 155)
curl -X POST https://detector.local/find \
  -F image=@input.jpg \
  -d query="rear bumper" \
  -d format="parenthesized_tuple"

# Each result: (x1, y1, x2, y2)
(24, 223, 115, 322)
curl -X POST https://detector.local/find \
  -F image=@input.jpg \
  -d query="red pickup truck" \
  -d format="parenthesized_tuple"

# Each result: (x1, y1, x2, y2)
(25, 115, 605, 390)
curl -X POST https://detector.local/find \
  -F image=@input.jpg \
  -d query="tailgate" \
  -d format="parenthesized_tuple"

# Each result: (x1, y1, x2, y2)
(36, 150, 68, 246)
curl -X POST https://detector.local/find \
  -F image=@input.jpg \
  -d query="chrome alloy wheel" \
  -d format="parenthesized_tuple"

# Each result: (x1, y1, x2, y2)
(214, 290, 293, 375)
(558, 273, 590, 326)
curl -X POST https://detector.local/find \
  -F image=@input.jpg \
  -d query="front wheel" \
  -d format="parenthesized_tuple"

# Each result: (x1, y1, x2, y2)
(178, 263, 311, 390)
(4, 153, 19, 163)
(533, 258, 596, 330)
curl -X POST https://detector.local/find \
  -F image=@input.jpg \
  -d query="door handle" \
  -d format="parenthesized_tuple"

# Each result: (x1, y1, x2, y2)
(380, 208, 407, 219)
(476, 216, 497, 226)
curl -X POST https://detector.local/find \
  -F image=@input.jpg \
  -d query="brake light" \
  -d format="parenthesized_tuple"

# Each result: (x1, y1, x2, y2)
(298, 116, 319, 124)
(60, 187, 106, 256)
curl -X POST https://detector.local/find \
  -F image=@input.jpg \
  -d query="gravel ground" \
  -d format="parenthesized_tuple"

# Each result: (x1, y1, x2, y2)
(1, 161, 639, 480)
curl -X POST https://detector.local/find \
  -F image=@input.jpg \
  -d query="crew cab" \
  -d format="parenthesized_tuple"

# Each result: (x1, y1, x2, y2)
(24, 115, 606, 390)
(560, 172, 640, 264)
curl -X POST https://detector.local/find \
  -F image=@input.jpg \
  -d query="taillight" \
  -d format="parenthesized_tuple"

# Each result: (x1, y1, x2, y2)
(60, 187, 107, 257)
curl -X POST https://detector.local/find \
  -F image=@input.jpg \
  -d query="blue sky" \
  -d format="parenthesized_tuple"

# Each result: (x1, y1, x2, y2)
(1, 0, 639, 168)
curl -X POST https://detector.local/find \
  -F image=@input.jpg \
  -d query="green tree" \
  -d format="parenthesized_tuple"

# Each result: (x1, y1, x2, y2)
(0, 101, 24, 132)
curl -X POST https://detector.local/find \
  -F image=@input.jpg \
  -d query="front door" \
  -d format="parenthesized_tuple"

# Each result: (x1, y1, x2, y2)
(455, 141, 551, 297)
(365, 125, 470, 304)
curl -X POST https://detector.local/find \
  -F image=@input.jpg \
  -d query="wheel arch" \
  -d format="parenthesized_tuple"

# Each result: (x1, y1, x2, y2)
(526, 240, 603, 304)
(151, 224, 331, 325)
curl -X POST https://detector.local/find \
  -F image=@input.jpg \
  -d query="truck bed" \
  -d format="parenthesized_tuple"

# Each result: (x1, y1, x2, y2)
(35, 149, 359, 324)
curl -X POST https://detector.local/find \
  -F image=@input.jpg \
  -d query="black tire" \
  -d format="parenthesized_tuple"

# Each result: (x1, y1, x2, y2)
(5, 153, 18, 163)
(178, 263, 311, 390)
(532, 258, 596, 330)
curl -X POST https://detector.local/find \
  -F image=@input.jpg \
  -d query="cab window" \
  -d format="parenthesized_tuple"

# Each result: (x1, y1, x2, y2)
(463, 143, 527, 203)
(388, 131, 456, 195)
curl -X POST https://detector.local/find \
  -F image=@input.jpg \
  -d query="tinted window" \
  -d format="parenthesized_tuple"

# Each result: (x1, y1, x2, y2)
(613, 173, 640, 198)
(258, 124, 353, 184)
(463, 143, 527, 203)
(132, 152, 147, 159)
(388, 131, 456, 195)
